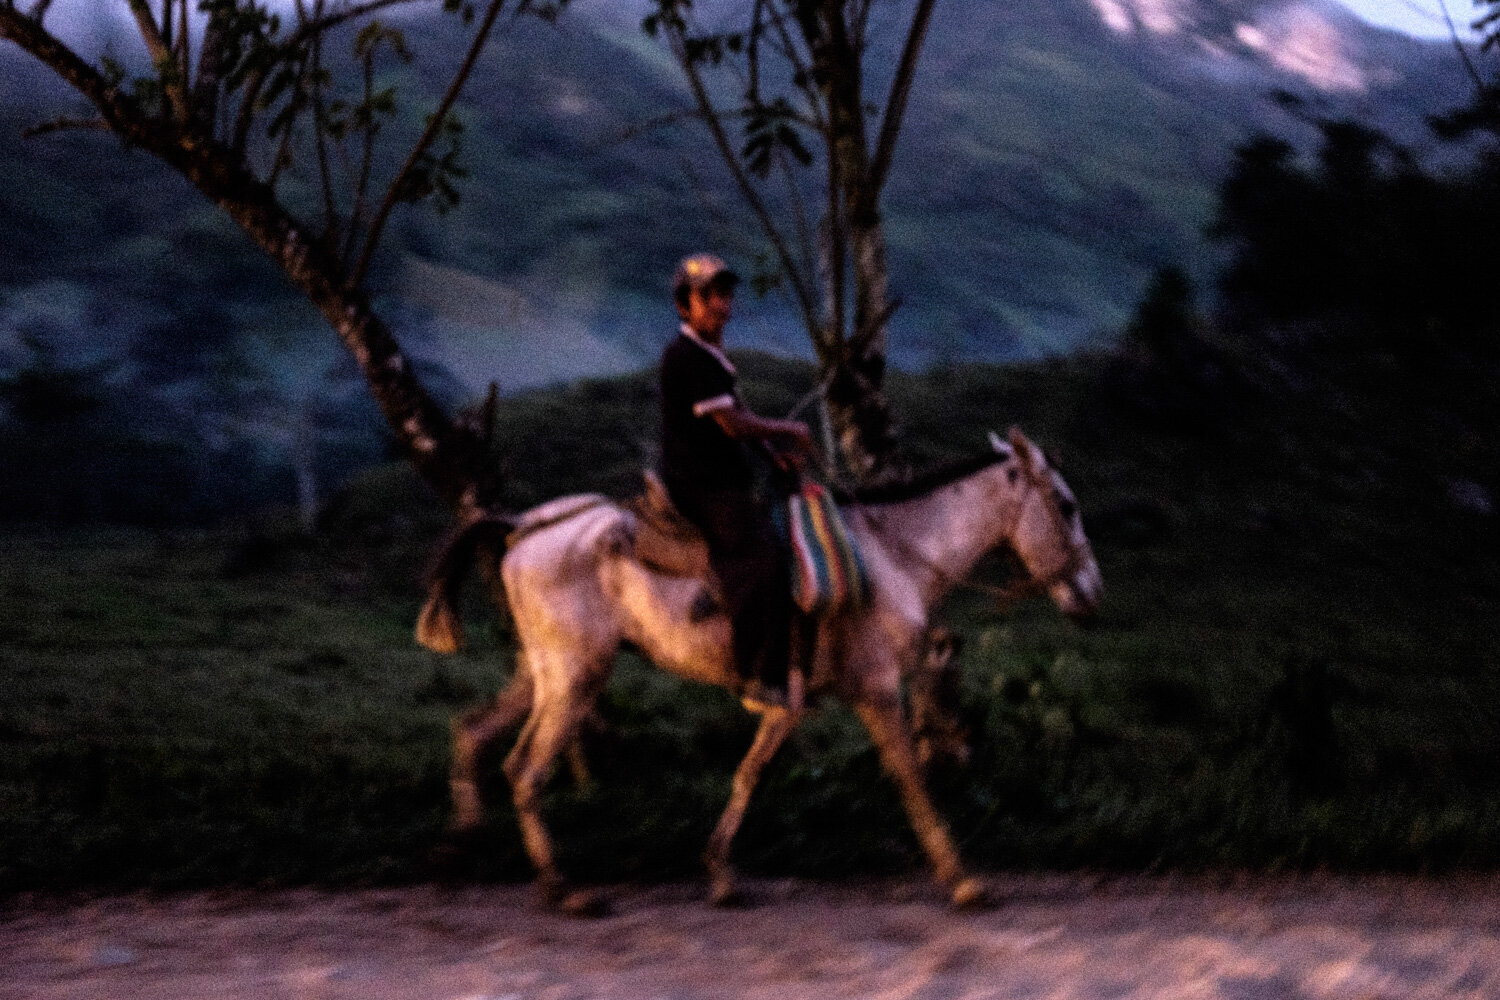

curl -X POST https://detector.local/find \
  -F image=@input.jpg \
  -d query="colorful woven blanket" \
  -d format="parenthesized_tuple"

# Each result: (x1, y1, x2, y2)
(787, 479, 869, 615)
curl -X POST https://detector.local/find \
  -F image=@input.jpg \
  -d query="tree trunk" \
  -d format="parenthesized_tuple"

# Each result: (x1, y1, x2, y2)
(811, 2, 897, 481)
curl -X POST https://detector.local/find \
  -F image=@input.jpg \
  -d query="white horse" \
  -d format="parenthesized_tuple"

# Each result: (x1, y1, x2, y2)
(418, 427, 1101, 913)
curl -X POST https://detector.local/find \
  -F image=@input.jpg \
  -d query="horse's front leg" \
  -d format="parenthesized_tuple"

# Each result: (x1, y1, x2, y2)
(852, 695, 988, 909)
(703, 706, 800, 906)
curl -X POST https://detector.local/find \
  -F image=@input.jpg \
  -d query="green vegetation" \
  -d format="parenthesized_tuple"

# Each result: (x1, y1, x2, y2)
(3, 344, 1495, 892)
(2, 5, 1495, 894)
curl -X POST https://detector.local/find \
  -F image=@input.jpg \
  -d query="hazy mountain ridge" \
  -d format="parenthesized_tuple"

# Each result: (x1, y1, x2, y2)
(0, 1, 1476, 394)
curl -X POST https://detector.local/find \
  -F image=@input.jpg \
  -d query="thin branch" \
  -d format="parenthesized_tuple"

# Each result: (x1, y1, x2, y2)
(0, 10, 142, 132)
(21, 116, 112, 137)
(774, 144, 816, 284)
(870, 0, 934, 193)
(764, 0, 827, 130)
(266, 54, 311, 189)
(664, 16, 821, 339)
(351, 0, 515, 287)
(748, 0, 765, 104)
(27, 1, 56, 23)
(175, 0, 191, 85)
(127, 0, 171, 66)
(852, 0, 872, 52)
(193, 7, 230, 133)
(127, 0, 190, 121)
(284, 0, 420, 50)
(310, 23, 340, 241)
(344, 46, 381, 266)
(1438, 0, 1485, 95)
(231, 61, 270, 153)
(597, 106, 706, 148)
(823, 128, 846, 353)
(232, 0, 418, 153)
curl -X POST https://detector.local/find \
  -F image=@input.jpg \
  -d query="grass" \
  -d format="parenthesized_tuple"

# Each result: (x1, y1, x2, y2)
(1, 352, 1497, 892)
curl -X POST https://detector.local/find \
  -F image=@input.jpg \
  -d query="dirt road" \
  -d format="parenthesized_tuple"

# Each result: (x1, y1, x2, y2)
(5, 872, 1499, 999)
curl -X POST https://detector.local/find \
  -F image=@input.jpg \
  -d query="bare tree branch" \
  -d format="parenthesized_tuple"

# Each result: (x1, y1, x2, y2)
(175, 0, 191, 81)
(661, 16, 820, 338)
(127, 0, 190, 122)
(311, 33, 340, 241)
(351, 0, 515, 286)
(1438, 0, 1485, 94)
(193, 7, 231, 132)
(870, 0, 934, 192)
(1, 10, 142, 131)
(288, 0, 421, 47)
(344, 44, 382, 265)
(763, 0, 826, 129)
(776, 145, 816, 287)
(21, 116, 112, 137)
(229, 0, 419, 153)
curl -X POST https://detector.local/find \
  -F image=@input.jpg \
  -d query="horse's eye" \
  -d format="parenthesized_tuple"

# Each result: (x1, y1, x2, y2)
(1058, 497, 1076, 521)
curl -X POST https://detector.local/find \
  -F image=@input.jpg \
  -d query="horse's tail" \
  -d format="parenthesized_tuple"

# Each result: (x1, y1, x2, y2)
(416, 512, 516, 654)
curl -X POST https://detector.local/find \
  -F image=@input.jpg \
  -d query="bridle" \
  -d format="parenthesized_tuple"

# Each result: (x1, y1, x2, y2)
(855, 451, 1088, 608)
(1011, 460, 1090, 600)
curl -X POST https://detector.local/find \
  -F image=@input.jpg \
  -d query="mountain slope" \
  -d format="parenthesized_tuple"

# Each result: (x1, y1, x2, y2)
(0, 0, 1477, 386)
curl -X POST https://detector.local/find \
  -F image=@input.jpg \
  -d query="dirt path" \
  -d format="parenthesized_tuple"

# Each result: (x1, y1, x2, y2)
(5, 872, 1500, 999)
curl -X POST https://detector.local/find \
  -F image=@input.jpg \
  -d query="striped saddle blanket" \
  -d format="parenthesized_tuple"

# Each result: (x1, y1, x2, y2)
(786, 479, 869, 615)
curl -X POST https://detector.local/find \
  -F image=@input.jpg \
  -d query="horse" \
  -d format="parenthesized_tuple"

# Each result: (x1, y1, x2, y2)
(417, 427, 1101, 914)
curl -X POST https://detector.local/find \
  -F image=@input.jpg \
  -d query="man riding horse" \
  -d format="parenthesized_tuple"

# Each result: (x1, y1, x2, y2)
(424, 256, 1102, 913)
(661, 253, 818, 711)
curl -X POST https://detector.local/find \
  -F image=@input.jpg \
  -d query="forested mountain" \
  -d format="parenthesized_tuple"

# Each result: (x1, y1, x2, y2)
(0, 0, 1478, 520)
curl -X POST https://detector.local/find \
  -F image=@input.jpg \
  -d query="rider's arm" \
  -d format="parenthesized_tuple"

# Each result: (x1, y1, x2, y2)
(710, 406, 814, 456)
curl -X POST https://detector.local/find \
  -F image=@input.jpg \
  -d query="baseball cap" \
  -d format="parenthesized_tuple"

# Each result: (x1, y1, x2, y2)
(672, 253, 739, 295)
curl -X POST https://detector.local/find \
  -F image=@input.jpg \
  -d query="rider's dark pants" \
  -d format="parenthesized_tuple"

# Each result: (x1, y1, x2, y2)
(664, 481, 791, 689)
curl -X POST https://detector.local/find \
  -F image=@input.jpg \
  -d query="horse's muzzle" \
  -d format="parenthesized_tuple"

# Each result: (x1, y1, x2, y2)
(1050, 563, 1102, 622)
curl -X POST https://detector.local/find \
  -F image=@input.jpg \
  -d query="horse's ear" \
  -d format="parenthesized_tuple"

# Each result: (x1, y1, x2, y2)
(987, 430, 1012, 457)
(1007, 426, 1036, 473)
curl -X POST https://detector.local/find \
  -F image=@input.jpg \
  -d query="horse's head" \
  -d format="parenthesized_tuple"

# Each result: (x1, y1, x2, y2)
(990, 428, 1102, 621)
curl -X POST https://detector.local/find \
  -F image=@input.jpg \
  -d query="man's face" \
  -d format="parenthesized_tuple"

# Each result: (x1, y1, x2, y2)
(680, 281, 734, 342)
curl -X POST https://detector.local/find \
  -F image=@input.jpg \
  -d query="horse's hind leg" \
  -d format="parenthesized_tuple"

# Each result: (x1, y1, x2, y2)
(503, 660, 610, 914)
(703, 707, 798, 906)
(853, 696, 988, 909)
(450, 669, 535, 832)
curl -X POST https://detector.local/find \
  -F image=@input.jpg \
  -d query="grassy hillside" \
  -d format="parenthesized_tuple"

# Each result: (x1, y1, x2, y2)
(3, 350, 1495, 892)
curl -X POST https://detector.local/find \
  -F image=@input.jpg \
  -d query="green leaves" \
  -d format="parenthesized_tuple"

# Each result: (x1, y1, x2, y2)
(641, 0, 689, 39)
(353, 20, 412, 64)
(200, 0, 282, 93)
(681, 30, 744, 67)
(394, 114, 468, 213)
(741, 97, 811, 177)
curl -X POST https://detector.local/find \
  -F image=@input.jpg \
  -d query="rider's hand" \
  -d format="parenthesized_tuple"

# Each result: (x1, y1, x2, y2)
(789, 422, 815, 459)
(780, 448, 809, 473)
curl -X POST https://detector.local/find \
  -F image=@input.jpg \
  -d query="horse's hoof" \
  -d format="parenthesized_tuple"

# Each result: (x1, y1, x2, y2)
(950, 877, 993, 911)
(558, 887, 611, 918)
(708, 878, 745, 908)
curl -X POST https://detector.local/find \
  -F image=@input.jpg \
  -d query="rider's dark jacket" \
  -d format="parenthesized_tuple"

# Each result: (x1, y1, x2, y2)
(659, 324, 789, 687)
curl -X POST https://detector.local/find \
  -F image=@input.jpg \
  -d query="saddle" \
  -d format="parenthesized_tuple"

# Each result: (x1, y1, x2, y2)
(627, 472, 722, 617)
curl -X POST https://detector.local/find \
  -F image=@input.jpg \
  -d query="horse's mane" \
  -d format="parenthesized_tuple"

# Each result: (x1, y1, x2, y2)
(836, 451, 1009, 506)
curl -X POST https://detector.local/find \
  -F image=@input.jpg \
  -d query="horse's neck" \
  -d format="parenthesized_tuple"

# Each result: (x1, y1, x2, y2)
(865, 462, 1019, 600)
